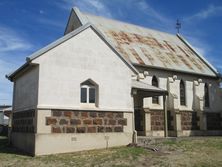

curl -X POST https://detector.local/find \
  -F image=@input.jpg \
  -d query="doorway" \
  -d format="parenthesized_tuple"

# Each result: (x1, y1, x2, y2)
(133, 93, 145, 136)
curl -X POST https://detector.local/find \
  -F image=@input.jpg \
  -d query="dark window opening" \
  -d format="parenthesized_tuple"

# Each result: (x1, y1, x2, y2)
(89, 88, 96, 103)
(180, 80, 186, 106)
(152, 76, 159, 104)
(81, 88, 87, 103)
(204, 84, 210, 107)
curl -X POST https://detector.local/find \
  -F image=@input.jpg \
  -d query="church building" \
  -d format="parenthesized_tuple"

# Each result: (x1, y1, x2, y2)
(6, 7, 222, 155)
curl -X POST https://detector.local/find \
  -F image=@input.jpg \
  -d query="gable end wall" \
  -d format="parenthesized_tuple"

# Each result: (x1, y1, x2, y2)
(33, 27, 134, 111)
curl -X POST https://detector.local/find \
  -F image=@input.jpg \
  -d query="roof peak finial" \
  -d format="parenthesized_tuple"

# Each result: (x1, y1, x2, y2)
(176, 19, 181, 34)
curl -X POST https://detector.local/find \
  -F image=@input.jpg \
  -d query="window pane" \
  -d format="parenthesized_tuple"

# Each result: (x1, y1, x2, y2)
(89, 88, 95, 103)
(81, 88, 87, 103)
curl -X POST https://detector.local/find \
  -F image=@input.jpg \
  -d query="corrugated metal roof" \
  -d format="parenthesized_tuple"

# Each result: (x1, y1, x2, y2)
(83, 13, 217, 77)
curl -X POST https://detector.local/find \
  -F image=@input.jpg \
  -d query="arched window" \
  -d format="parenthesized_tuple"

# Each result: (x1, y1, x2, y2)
(180, 80, 186, 106)
(152, 76, 159, 104)
(80, 79, 98, 105)
(204, 83, 210, 107)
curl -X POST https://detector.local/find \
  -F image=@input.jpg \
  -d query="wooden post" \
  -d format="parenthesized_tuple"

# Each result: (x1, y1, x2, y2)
(163, 95, 168, 137)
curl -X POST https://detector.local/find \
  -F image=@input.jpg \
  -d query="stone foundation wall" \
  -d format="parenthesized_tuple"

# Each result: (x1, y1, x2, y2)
(151, 110, 164, 131)
(206, 113, 222, 130)
(12, 109, 35, 133)
(46, 110, 127, 133)
(167, 111, 174, 130)
(181, 111, 199, 130)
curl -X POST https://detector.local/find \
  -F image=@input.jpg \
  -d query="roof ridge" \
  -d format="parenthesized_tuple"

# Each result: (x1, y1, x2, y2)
(82, 12, 177, 37)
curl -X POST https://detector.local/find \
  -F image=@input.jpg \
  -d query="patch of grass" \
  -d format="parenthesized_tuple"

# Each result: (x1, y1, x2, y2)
(115, 147, 148, 158)
(0, 137, 222, 167)
(162, 140, 177, 145)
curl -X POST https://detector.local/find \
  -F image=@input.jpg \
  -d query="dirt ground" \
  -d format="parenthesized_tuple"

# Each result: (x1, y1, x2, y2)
(0, 136, 222, 167)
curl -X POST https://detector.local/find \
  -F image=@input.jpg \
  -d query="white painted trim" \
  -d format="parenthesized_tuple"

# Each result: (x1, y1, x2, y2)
(36, 105, 133, 113)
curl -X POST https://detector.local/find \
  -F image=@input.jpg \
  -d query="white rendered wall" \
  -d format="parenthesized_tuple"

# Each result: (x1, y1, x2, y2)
(143, 76, 167, 110)
(33, 27, 134, 111)
(139, 68, 222, 112)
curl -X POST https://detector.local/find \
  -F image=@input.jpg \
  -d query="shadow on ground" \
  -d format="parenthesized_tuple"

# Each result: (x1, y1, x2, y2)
(0, 136, 30, 156)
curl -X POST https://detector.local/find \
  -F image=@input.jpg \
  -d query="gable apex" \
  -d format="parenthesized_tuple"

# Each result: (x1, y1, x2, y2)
(64, 7, 88, 35)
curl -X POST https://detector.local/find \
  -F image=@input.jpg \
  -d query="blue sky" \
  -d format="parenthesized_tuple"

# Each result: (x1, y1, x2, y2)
(0, 0, 222, 105)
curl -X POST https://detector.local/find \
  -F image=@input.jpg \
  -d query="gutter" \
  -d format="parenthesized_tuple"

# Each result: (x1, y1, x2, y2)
(133, 63, 220, 79)
(6, 61, 30, 81)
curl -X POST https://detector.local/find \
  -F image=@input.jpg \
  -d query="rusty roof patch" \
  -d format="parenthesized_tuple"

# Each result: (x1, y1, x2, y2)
(164, 41, 176, 52)
(84, 14, 217, 76)
(140, 47, 155, 65)
(115, 45, 130, 60)
(129, 48, 145, 65)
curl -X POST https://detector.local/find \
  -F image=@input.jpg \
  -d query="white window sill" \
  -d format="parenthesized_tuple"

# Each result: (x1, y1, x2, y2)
(179, 106, 193, 111)
(80, 103, 97, 109)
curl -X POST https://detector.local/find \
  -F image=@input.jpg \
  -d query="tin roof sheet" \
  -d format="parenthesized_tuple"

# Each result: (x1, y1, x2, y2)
(132, 80, 168, 96)
(83, 13, 217, 77)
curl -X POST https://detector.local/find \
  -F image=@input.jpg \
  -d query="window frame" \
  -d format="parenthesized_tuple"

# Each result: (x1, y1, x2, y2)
(80, 84, 96, 104)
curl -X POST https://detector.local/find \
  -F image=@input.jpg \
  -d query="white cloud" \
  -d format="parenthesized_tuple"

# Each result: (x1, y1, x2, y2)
(87, 0, 105, 11)
(58, 0, 113, 18)
(38, 18, 64, 29)
(0, 26, 33, 105)
(0, 59, 15, 105)
(184, 5, 222, 22)
(0, 26, 32, 53)
(185, 36, 209, 56)
(136, 0, 172, 25)
(58, 0, 171, 27)
(39, 10, 45, 14)
(216, 65, 222, 70)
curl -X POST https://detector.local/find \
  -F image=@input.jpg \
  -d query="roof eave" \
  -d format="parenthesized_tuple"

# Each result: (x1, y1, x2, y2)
(28, 23, 92, 62)
(6, 62, 30, 81)
(131, 80, 168, 96)
(133, 63, 219, 79)
(7, 23, 92, 81)
(132, 87, 168, 95)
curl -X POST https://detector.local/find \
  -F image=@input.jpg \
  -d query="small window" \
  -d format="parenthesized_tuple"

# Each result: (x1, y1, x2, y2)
(80, 79, 98, 105)
(204, 83, 210, 107)
(152, 76, 159, 104)
(180, 80, 186, 106)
